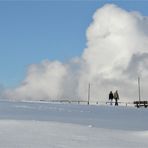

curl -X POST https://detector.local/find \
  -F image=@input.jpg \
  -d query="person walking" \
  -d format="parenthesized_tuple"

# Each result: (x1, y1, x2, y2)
(114, 90, 119, 106)
(109, 91, 114, 105)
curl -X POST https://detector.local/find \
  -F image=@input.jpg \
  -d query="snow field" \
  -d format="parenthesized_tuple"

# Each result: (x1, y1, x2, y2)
(0, 100, 147, 147)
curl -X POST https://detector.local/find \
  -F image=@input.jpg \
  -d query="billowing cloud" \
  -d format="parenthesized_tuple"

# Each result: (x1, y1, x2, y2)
(78, 4, 148, 101)
(2, 4, 148, 102)
(6, 60, 72, 100)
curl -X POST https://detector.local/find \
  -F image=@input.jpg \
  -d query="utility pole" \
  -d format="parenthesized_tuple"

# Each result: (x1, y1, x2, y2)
(88, 83, 90, 105)
(138, 76, 141, 102)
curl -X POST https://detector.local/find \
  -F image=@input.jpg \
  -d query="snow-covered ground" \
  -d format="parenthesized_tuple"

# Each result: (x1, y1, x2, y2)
(0, 100, 148, 148)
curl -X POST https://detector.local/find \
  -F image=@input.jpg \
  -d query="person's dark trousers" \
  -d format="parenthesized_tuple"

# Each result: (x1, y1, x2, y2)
(115, 99, 118, 106)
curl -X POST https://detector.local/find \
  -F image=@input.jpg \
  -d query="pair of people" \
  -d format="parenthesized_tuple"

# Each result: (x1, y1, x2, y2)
(109, 90, 119, 106)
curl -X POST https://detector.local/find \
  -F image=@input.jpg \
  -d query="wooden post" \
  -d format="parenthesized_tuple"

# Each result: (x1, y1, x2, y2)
(138, 77, 141, 102)
(88, 83, 90, 105)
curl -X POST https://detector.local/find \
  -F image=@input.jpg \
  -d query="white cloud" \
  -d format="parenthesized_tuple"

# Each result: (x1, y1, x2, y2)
(2, 4, 148, 102)
(3, 60, 68, 100)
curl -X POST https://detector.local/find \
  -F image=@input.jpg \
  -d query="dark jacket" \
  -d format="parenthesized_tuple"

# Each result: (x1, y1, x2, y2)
(109, 91, 114, 100)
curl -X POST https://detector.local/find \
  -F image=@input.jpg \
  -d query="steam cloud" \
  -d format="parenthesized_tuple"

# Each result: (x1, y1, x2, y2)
(2, 4, 148, 101)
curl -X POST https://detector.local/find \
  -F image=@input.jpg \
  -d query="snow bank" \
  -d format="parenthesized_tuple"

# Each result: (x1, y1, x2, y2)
(0, 120, 147, 148)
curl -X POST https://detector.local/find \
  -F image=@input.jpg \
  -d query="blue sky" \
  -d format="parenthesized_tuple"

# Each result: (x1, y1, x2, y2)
(0, 1, 148, 88)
